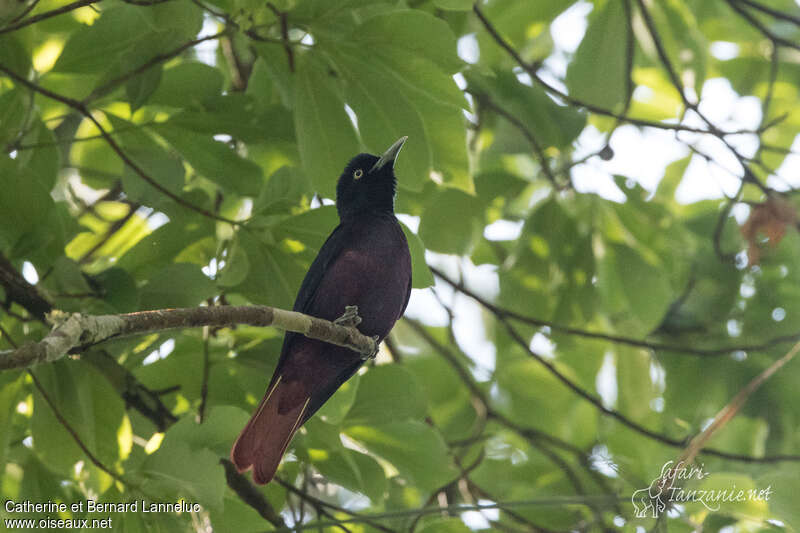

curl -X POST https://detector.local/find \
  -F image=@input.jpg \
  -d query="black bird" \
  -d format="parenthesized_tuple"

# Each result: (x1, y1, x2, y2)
(231, 137, 413, 484)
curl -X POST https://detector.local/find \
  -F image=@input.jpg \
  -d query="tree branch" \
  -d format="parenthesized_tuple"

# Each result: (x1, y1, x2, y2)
(0, 305, 378, 370)
(0, 252, 51, 322)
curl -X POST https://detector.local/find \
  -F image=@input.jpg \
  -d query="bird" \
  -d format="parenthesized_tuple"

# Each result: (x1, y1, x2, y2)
(231, 137, 413, 484)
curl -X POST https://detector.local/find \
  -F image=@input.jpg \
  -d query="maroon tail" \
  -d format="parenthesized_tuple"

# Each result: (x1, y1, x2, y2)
(230, 375, 310, 485)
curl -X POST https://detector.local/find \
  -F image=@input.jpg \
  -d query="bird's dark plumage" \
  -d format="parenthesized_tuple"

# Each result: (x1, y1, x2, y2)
(231, 137, 412, 484)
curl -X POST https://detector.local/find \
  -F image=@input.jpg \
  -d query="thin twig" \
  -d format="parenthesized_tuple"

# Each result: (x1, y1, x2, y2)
(266, 2, 294, 72)
(653, 339, 800, 514)
(0, 0, 101, 35)
(28, 369, 122, 482)
(676, 339, 800, 468)
(501, 317, 800, 463)
(471, 3, 757, 136)
(725, 0, 800, 52)
(273, 496, 624, 532)
(0, 63, 238, 225)
(429, 265, 800, 357)
(83, 29, 230, 103)
(470, 91, 560, 189)
(732, 0, 800, 26)
(198, 326, 210, 423)
(78, 203, 140, 264)
(274, 477, 396, 533)
(6, 0, 41, 25)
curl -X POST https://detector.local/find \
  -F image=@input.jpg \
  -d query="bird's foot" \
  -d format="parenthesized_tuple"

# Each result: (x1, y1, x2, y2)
(362, 335, 380, 361)
(334, 305, 362, 328)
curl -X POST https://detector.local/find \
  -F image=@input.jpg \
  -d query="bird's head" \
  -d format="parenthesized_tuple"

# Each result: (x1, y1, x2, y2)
(336, 136, 407, 220)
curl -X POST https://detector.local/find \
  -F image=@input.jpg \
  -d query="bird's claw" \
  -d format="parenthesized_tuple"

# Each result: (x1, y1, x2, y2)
(335, 307, 377, 360)
(334, 305, 362, 328)
(362, 335, 380, 361)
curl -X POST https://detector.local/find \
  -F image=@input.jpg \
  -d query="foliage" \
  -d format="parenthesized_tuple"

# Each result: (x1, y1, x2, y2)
(1, 0, 800, 531)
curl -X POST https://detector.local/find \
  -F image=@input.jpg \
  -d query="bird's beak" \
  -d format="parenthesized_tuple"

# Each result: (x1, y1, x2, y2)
(370, 136, 408, 172)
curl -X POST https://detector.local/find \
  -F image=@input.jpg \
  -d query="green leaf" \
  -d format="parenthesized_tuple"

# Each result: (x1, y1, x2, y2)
(0, 89, 27, 148)
(255, 166, 312, 216)
(326, 12, 471, 191)
(31, 361, 127, 488)
(345, 365, 427, 425)
(218, 240, 250, 288)
(231, 231, 305, 309)
(153, 123, 264, 196)
(134, 336, 205, 404)
(165, 405, 250, 458)
(615, 346, 656, 422)
(53, 5, 152, 73)
(271, 205, 340, 250)
(0, 372, 24, 470)
(293, 53, 360, 199)
(417, 518, 472, 533)
(126, 64, 162, 113)
(596, 242, 673, 336)
(345, 420, 457, 493)
(147, 0, 204, 37)
(106, 115, 186, 206)
(316, 373, 359, 426)
(310, 448, 387, 503)
(165, 97, 294, 144)
(433, 0, 473, 10)
(15, 119, 61, 192)
(355, 10, 464, 73)
(139, 439, 225, 510)
(496, 356, 598, 449)
(95, 267, 139, 312)
(565, 0, 630, 111)
(406, 349, 477, 440)
(0, 35, 30, 76)
(252, 45, 294, 108)
(475, 0, 573, 66)
(0, 155, 54, 252)
(149, 62, 224, 108)
(400, 221, 434, 289)
(48, 256, 92, 294)
(761, 467, 800, 528)
(467, 70, 586, 150)
(645, 0, 707, 94)
(117, 217, 214, 280)
(139, 263, 217, 309)
(418, 189, 482, 255)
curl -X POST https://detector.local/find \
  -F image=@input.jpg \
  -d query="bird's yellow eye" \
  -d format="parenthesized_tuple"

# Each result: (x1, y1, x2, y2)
(353, 169, 364, 180)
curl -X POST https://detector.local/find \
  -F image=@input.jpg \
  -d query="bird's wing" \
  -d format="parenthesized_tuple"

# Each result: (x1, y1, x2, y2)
(271, 224, 349, 378)
(292, 223, 348, 315)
